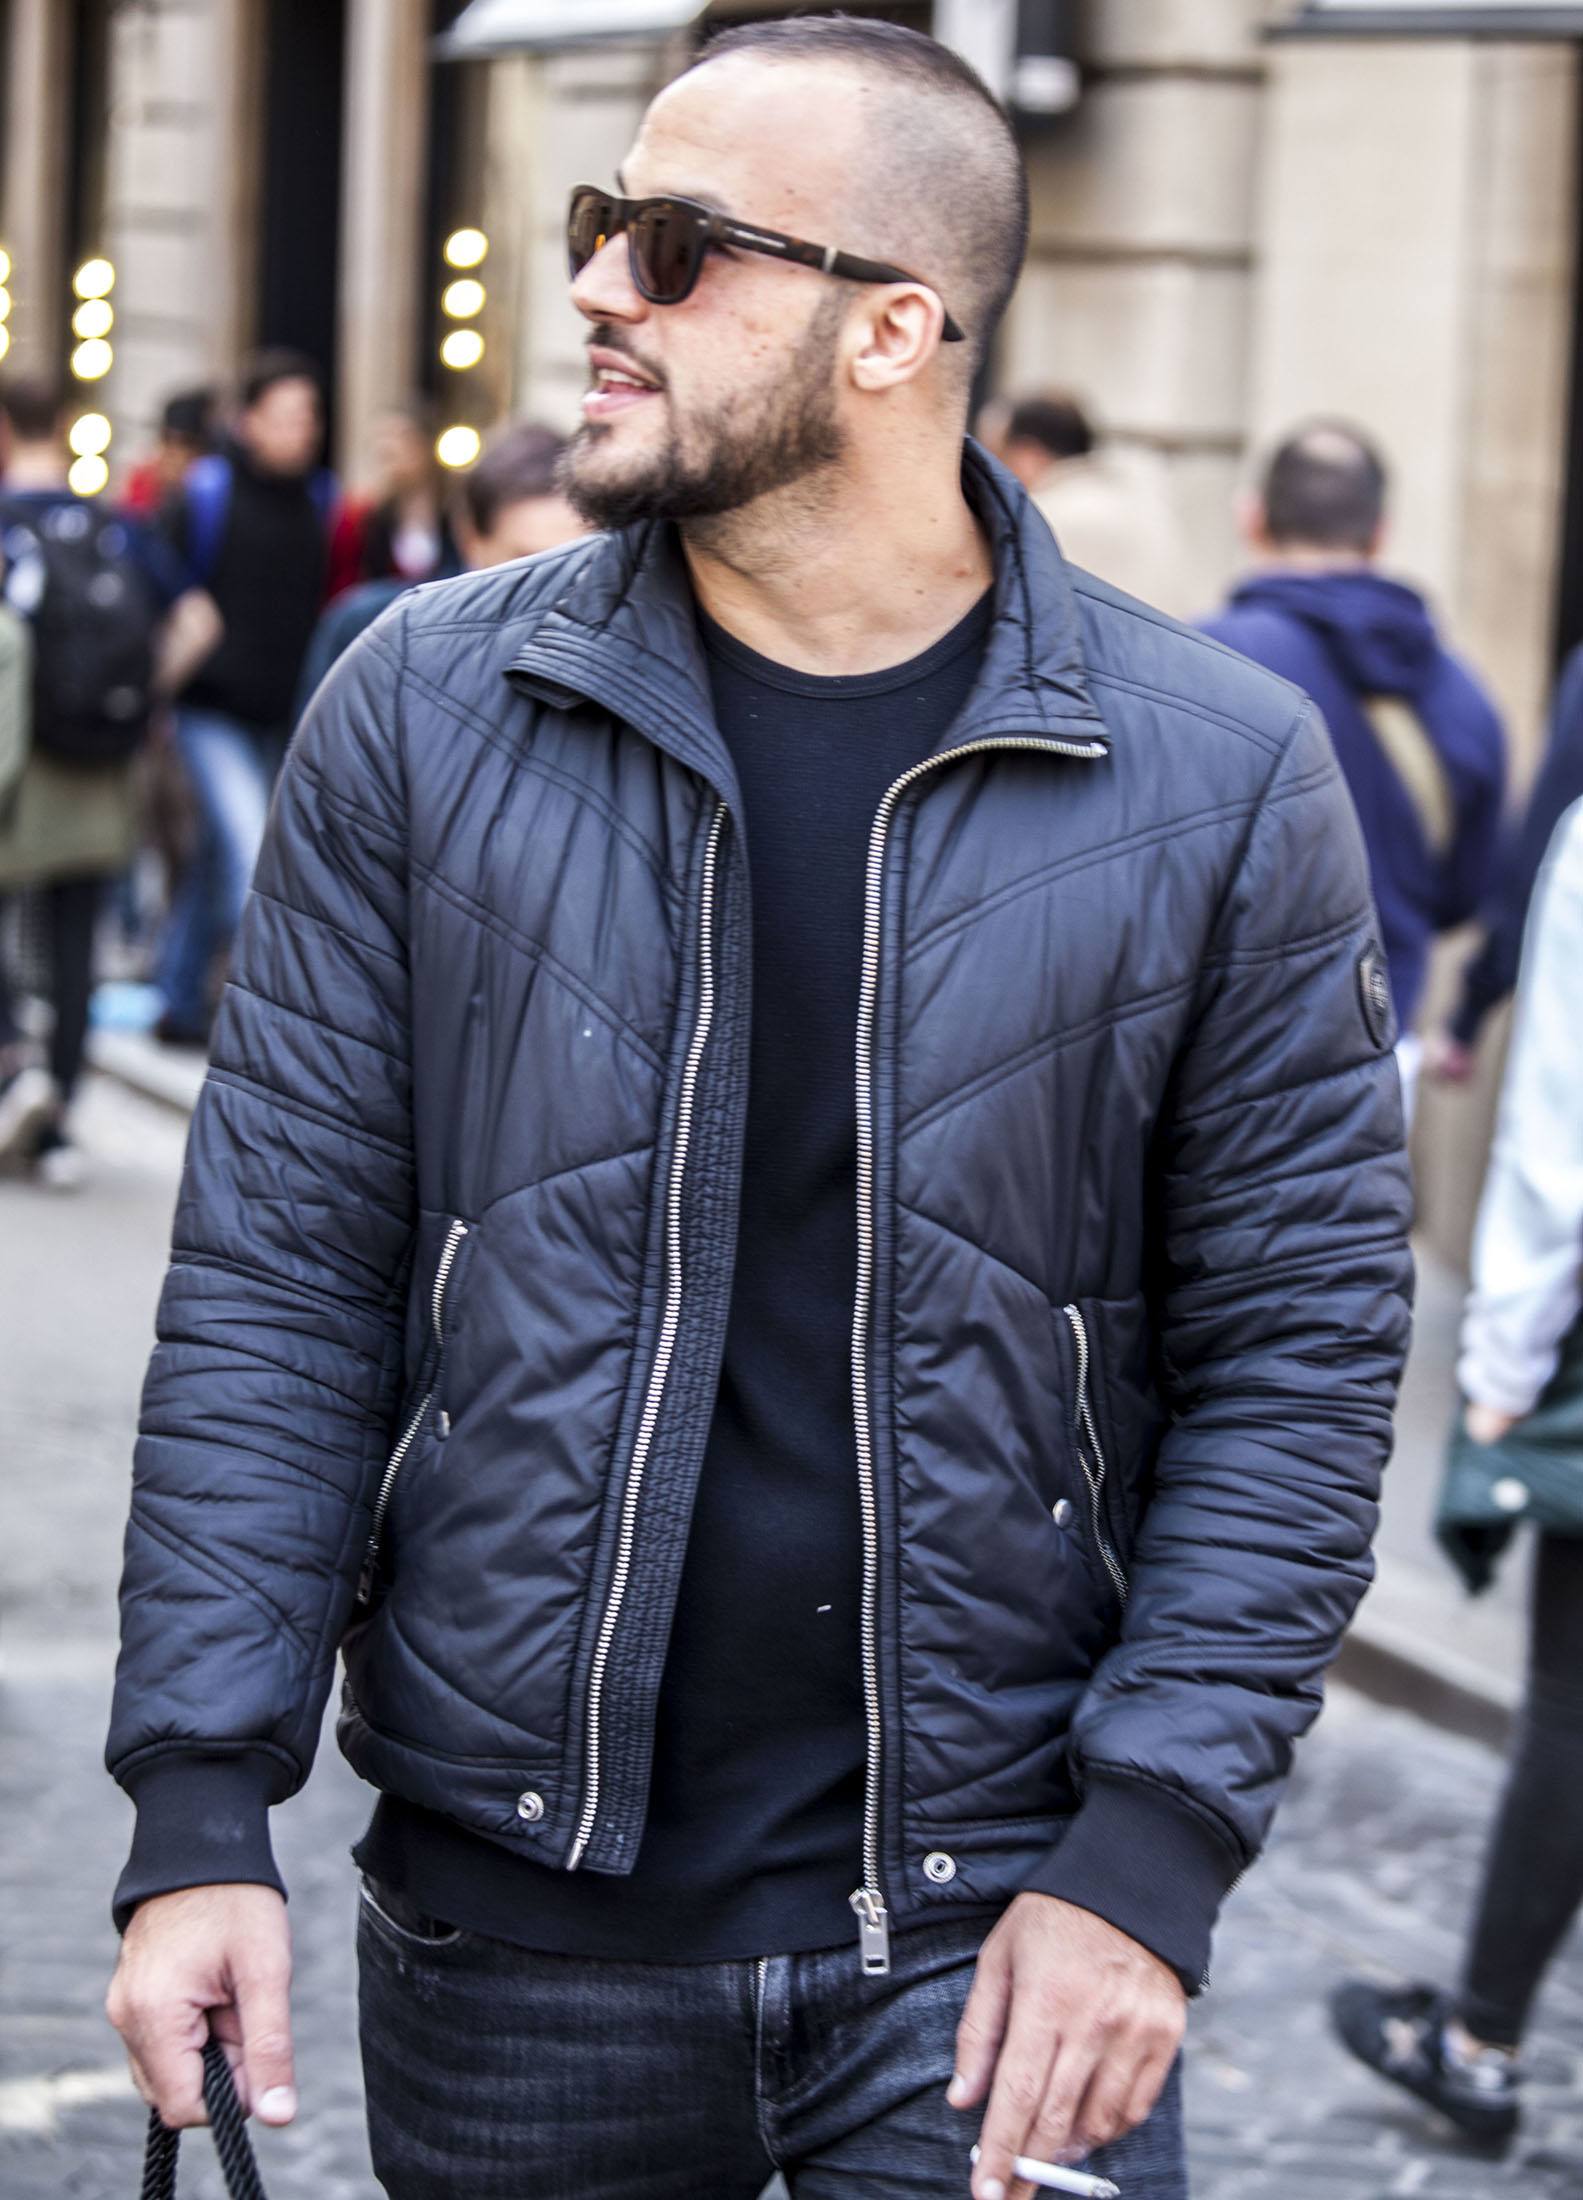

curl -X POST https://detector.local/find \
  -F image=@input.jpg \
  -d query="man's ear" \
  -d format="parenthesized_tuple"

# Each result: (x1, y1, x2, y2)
(848, 287, 946, 395)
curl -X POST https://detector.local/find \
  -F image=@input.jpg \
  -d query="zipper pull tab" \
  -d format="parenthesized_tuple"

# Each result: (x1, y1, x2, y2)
(355, 1542, 377, 1607)
(850, 1887, 891, 1977)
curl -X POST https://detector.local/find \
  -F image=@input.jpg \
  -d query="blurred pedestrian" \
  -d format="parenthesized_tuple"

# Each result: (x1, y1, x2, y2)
(325, 399, 458, 601)
(104, 19, 1411, 2200)
(0, 376, 218, 1182)
(1427, 639, 1583, 1082)
(296, 421, 582, 706)
(152, 349, 337, 1047)
(1202, 420, 1506, 1118)
(1333, 796, 1583, 2150)
(120, 387, 218, 518)
(988, 388, 1188, 614)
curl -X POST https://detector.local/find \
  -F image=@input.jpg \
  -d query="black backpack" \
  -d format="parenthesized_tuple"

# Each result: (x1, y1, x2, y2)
(0, 495, 158, 767)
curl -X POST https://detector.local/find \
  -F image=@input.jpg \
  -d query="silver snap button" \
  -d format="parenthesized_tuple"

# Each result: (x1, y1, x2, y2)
(1492, 1477, 1529, 1514)
(923, 1850, 957, 1884)
(1052, 1499, 1074, 1528)
(516, 1790, 545, 1823)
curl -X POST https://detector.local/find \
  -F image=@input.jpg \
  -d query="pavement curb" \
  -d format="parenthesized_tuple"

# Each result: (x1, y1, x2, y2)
(86, 1029, 205, 1118)
(1336, 1614, 1514, 1753)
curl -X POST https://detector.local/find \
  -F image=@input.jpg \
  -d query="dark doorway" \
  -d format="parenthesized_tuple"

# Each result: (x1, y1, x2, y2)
(1553, 45, 1583, 668)
(257, 0, 347, 440)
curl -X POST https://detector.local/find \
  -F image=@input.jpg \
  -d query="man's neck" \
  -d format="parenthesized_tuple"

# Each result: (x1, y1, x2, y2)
(1256, 543, 1374, 577)
(680, 441, 992, 678)
(5, 444, 68, 492)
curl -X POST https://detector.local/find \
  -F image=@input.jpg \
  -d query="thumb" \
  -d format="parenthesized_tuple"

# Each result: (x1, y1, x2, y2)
(234, 1945, 296, 2125)
(950, 1932, 1011, 2111)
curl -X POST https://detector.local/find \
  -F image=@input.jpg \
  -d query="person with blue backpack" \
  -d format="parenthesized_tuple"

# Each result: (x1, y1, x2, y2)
(152, 350, 338, 1047)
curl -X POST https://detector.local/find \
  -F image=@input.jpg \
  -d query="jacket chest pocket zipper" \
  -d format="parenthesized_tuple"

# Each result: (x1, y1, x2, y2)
(1062, 1303, 1129, 1608)
(357, 1219, 470, 1605)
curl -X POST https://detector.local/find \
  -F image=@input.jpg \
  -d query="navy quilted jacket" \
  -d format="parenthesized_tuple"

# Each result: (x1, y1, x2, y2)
(108, 448, 1413, 1986)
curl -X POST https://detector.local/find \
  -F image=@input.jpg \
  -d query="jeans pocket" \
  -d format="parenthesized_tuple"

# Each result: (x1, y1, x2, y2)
(359, 1875, 467, 1951)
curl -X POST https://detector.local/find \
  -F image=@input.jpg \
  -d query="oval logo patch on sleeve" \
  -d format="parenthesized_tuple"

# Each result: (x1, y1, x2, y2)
(1357, 947, 1395, 1050)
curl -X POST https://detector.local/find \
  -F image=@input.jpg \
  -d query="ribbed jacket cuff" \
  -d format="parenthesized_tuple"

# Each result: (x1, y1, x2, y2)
(113, 1752, 286, 1934)
(1023, 1772, 1246, 1995)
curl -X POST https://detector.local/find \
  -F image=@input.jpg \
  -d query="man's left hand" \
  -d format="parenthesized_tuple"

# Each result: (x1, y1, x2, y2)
(949, 1892, 1186, 2200)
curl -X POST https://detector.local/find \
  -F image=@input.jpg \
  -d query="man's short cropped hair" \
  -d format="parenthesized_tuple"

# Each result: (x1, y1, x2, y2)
(1006, 392, 1095, 464)
(239, 349, 324, 411)
(0, 374, 66, 444)
(1261, 421, 1389, 553)
(462, 421, 568, 536)
(684, 13, 1029, 375)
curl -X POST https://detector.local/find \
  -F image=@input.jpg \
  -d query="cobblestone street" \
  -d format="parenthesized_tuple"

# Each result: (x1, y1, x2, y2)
(4, 1076, 1581, 2199)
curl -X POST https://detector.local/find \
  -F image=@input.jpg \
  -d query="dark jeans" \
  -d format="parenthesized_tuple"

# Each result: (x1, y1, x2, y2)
(154, 708, 284, 1031)
(1459, 1532, 1583, 2047)
(358, 1884, 1189, 2198)
(0, 874, 103, 1105)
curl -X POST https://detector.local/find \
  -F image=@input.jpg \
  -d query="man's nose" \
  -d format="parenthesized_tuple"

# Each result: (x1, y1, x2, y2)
(571, 232, 648, 327)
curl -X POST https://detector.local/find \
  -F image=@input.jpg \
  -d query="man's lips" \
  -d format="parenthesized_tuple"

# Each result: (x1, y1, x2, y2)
(583, 346, 662, 421)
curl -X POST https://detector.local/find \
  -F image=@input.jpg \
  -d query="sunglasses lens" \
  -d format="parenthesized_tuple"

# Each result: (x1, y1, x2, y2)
(568, 190, 618, 278)
(629, 201, 702, 304)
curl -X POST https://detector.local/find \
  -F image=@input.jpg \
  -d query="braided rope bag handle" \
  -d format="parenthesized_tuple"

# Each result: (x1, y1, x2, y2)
(140, 2036, 269, 2200)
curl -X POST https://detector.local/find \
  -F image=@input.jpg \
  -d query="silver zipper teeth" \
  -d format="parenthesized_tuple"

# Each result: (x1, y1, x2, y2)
(568, 800, 728, 1871)
(358, 1218, 470, 1602)
(851, 732, 1107, 1970)
(1063, 1303, 1129, 1606)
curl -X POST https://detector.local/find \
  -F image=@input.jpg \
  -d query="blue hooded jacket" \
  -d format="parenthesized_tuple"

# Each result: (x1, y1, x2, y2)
(1202, 570, 1506, 1027)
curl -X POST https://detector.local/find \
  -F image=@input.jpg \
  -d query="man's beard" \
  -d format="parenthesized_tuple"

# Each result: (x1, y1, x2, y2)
(563, 298, 847, 531)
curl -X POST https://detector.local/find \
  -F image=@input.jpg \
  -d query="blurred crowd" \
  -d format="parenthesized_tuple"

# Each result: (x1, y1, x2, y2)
(0, 354, 586, 1184)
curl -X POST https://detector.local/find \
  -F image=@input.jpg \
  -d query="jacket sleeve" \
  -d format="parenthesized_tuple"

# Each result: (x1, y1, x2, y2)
(1458, 800, 1583, 1417)
(106, 608, 416, 1925)
(0, 606, 29, 803)
(1028, 702, 1414, 1988)
(1434, 678, 1506, 935)
(1450, 647, 1583, 1047)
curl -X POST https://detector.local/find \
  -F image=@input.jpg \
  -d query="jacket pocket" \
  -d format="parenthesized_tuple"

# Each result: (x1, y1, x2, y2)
(357, 1217, 471, 1605)
(1060, 1302, 1130, 1609)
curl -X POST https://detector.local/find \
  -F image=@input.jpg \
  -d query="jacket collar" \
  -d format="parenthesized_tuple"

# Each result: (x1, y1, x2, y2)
(507, 440, 1109, 802)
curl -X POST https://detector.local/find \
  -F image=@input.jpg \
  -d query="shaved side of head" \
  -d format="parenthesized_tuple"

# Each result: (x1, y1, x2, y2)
(681, 14, 1029, 394)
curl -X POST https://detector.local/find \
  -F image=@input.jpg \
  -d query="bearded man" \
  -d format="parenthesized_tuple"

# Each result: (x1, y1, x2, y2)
(105, 18, 1412, 2200)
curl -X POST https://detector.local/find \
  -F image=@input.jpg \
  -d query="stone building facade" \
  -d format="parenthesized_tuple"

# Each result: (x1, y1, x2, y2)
(1, 0, 1579, 1255)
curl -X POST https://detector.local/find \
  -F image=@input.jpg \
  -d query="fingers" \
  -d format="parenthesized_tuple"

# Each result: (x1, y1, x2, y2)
(235, 1939, 297, 2125)
(970, 1989, 1058, 2200)
(950, 1932, 1012, 2111)
(104, 1884, 295, 2131)
(1121, 2034, 1179, 2134)
(112, 1994, 211, 2128)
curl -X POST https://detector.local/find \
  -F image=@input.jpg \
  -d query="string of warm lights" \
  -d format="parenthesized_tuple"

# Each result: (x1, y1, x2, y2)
(67, 255, 117, 494)
(436, 226, 487, 471)
(0, 248, 11, 363)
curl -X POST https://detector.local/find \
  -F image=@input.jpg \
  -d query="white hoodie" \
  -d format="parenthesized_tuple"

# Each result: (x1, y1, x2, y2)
(1459, 797, 1583, 1416)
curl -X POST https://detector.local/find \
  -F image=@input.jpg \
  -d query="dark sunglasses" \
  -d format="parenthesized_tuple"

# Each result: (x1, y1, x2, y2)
(567, 184, 966, 344)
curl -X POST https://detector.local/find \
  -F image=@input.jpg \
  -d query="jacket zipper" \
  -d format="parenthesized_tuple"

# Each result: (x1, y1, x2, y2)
(850, 731, 1107, 1975)
(1062, 1303, 1129, 1607)
(568, 799, 728, 1871)
(357, 1218, 470, 1604)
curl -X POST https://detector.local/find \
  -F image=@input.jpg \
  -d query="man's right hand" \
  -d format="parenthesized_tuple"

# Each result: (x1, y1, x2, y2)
(106, 1884, 296, 2130)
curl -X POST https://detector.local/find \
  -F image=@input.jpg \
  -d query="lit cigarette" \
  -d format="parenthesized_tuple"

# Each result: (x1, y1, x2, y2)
(970, 2143, 1121, 2197)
